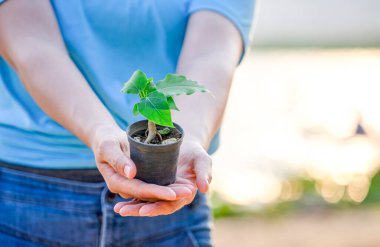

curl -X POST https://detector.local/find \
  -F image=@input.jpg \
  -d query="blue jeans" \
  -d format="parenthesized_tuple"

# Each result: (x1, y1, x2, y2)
(0, 167, 212, 247)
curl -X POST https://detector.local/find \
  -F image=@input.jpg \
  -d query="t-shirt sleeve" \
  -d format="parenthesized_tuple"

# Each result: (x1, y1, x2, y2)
(188, 0, 256, 59)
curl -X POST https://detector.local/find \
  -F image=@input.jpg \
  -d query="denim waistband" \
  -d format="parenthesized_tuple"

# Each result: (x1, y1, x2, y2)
(0, 160, 104, 182)
(0, 165, 105, 195)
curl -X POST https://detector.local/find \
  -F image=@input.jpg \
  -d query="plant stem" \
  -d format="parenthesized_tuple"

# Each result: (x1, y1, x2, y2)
(145, 120, 157, 144)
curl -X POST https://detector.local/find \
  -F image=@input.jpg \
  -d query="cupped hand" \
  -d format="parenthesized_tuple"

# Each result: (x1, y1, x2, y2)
(113, 140, 213, 217)
(92, 126, 195, 203)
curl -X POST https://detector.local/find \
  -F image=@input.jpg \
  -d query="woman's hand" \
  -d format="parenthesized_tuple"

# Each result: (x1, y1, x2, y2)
(92, 126, 196, 203)
(113, 140, 212, 217)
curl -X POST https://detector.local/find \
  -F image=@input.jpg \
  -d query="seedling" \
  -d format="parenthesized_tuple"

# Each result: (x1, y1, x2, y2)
(121, 70, 208, 144)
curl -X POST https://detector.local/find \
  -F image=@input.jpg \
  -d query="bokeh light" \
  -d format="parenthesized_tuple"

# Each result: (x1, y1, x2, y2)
(212, 48, 380, 206)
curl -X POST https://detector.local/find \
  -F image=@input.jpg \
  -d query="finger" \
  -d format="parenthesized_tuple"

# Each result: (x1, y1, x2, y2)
(168, 183, 197, 199)
(119, 132, 130, 154)
(174, 177, 196, 187)
(114, 201, 131, 213)
(169, 183, 195, 194)
(139, 200, 185, 217)
(114, 199, 141, 213)
(177, 160, 193, 178)
(167, 185, 193, 199)
(170, 179, 196, 190)
(119, 202, 147, 217)
(101, 140, 137, 179)
(118, 193, 131, 199)
(124, 179, 178, 201)
(194, 154, 212, 193)
(104, 168, 177, 201)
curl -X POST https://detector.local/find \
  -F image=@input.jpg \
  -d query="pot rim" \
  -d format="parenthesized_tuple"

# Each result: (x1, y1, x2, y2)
(127, 120, 184, 147)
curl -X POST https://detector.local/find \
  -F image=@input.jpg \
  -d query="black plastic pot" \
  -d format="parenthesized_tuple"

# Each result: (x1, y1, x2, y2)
(127, 120, 184, 186)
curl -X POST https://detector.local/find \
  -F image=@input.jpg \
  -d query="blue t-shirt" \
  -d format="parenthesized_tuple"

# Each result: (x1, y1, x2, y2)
(0, 0, 255, 169)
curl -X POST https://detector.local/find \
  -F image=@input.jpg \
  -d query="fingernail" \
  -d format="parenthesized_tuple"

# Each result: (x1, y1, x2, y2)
(204, 177, 210, 191)
(124, 166, 131, 178)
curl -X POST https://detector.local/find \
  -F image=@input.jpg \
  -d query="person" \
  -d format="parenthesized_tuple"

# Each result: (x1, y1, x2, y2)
(0, 0, 255, 246)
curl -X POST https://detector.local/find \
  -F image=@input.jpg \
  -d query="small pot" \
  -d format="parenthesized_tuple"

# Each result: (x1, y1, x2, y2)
(127, 120, 184, 186)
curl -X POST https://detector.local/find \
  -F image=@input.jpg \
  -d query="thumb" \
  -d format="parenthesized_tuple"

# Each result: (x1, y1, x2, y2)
(103, 143, 137, 179)
(194, 153, 213, 193)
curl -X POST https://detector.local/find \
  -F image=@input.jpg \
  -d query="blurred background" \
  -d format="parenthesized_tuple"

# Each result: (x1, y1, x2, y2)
(211, 1, 380, 246)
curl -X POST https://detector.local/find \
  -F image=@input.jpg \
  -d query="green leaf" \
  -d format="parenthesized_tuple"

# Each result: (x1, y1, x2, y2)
(132, 103, 139, 116)
(158, 127, 171, 136)
(167, 96, 179, 111)
(121, 70, 150, 95)
(156, 74, 209, 96)
(137, 91, 174, 127)
(145, 79, 157, 94)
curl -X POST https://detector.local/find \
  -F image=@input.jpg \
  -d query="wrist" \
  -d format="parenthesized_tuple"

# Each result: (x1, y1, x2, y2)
(88, 123, 123, 151)
(178, 125, 211, 150)
(183, 136, 209, 150)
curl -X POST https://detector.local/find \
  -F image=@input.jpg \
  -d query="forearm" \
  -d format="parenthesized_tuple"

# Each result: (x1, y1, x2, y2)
(175, 55, 236, 149)
(15, 47, 118, 148)
(174, 11, 243, 149)
(0, 0, 118, 148)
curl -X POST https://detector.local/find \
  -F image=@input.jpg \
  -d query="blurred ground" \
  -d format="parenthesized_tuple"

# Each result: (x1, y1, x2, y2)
(213, 208, 380, 247)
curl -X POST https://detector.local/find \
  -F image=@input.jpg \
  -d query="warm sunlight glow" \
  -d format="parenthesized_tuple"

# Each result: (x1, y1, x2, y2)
(212, 49, 380, 205)
(212, 168, 282, 205)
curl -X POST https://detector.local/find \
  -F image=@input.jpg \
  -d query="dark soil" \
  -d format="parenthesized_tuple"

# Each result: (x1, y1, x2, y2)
(131, 126, 182, 145)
